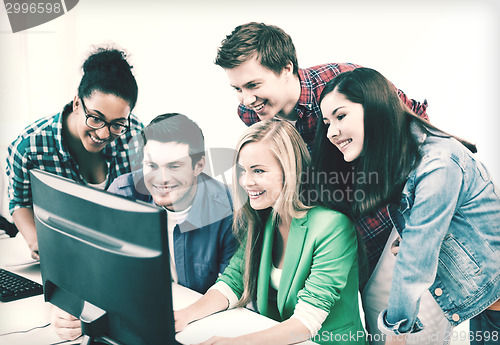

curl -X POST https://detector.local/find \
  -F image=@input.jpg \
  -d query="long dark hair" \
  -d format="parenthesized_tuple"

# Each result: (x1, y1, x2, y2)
(314, 68, 476, 217)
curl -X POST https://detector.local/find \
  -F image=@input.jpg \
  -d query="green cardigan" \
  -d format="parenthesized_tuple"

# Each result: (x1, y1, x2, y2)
(218, 207, 367, 344)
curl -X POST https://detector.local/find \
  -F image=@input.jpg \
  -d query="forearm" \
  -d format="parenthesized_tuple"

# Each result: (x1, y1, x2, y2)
(12, 207, 38, 252)
(236, 317, 311, 345)
(176, 289, 229, 329)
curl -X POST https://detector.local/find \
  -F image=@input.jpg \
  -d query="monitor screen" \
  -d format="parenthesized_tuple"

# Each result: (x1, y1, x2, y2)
(30, 169, 177, 345)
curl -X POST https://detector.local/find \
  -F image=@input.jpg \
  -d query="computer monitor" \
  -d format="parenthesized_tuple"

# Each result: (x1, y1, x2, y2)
(30, 169, 178, 345)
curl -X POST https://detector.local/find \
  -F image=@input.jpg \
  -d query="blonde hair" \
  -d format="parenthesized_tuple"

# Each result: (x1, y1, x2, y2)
(232, 118, 311, 306)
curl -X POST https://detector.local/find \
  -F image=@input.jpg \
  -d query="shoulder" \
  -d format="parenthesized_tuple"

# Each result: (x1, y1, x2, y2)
(418, 134, 470, 172)
(300, 207, 356, 249)
(304, 206, 354, 231)
(199, 173, 233, 207)
(119, 114, 144, 142)
(302, 63, 361, 82)
(109, 172, 135, 190)
(237, 103, 258, 125)
(8, 114, 58, 156)
(128, 114, 144, 131)
(107, 171, 150, 201)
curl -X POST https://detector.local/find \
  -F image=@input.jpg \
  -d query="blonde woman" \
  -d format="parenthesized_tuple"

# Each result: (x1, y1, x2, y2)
(175, 119, 366, 345)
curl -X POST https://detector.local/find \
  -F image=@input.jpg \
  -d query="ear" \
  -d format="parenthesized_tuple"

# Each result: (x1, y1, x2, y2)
(193, 156, 205, 176)
(73, 95, 80, 112)
(282, 62, 294, 78)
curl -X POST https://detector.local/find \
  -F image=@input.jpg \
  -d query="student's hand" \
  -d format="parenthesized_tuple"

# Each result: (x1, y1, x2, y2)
(50, 305, 82, 340)
(174, 309, 193, 333)
(29, 242, 39, 260)
(390, 236, 401, 256)
(385, 334, 406, 345)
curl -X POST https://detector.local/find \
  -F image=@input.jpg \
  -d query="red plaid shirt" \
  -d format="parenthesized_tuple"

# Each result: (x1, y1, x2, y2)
(237, 63, 429, 277)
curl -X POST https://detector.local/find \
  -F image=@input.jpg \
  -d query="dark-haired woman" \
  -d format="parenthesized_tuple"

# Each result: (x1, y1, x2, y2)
(6, 47, 143, 260)
(315, 67, 500, 345)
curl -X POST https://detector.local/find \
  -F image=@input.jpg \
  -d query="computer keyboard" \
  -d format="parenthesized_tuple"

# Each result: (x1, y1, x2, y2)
(0, 268, 43, 302)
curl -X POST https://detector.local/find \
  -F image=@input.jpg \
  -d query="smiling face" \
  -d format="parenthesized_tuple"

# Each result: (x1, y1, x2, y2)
(225, 56, 297, 121)
(75, 92, 131, 153)
(237, 141, 284, 210)
(320, 90, 365, 162)
(142, 141, 204, 211)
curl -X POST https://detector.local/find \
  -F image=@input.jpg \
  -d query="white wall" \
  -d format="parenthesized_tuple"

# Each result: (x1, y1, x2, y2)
(1, 0, 499, 217)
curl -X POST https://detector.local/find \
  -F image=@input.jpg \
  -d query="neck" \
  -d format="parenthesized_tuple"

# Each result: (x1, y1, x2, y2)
(278, 74, 301, 121)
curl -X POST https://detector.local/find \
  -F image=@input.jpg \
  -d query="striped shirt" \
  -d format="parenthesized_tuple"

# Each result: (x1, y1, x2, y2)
(6, 102, 144, 214)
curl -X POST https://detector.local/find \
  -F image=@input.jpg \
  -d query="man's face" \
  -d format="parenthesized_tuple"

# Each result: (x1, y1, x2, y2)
(142, 141, 204, 211)
(225, 56, 296, 121)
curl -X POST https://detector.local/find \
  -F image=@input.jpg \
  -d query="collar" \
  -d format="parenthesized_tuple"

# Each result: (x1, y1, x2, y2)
(296, 68, 315, 116)
(53, 103, 72, 161)
(410, 120, 428, 145)
(263, 209, 309, 230)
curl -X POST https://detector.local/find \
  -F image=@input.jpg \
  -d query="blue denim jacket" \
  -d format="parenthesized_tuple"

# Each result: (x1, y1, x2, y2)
(378, 122, 500, 335)
(108, 171, 239, 294)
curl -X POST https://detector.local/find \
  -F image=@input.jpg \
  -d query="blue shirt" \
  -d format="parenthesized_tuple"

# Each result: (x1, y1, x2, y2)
(6, 102, 144, 214)
(379, 122, 500, 335)
(108, 171, 239, 293)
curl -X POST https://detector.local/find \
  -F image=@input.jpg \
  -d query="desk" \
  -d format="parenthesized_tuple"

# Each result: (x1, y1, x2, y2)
(0, 235, 316, 344)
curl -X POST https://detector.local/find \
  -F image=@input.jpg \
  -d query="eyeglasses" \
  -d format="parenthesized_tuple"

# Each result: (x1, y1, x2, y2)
(80, 98, 130, 136)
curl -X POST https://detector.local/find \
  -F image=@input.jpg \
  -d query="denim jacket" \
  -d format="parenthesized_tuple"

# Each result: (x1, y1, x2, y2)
(378, 122, 500, 335)
(108, 171, 239, 294)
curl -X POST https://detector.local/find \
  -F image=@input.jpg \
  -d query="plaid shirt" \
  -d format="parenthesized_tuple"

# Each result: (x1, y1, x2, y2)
(356, 206, 393, 278)
(238, 63, 429, 153)
(238, 63, 429, 276)
(6, 103, 144, 214)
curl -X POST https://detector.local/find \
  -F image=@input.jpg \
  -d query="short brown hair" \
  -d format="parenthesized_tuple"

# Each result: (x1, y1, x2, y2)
(215, 22, 299, 75)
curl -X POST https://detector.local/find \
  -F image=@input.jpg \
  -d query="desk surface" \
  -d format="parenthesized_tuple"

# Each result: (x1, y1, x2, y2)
(0, 235, 316, 345)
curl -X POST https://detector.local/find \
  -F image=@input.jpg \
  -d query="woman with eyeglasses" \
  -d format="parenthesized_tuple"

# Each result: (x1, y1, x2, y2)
(6, 46, 143, 260)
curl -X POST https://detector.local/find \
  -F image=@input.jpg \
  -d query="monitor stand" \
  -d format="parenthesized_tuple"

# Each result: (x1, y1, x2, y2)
(79, 301, 118, 345)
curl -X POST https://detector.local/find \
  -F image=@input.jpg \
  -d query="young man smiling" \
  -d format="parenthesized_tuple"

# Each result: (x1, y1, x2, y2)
(109, 113, 238, 293)
(215, 22, 428, 155)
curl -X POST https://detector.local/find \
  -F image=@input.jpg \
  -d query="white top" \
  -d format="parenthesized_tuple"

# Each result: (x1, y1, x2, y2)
(270, 264, 282, 290)
(165, 206, 191, 283)
(86, 174, 109, 190)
